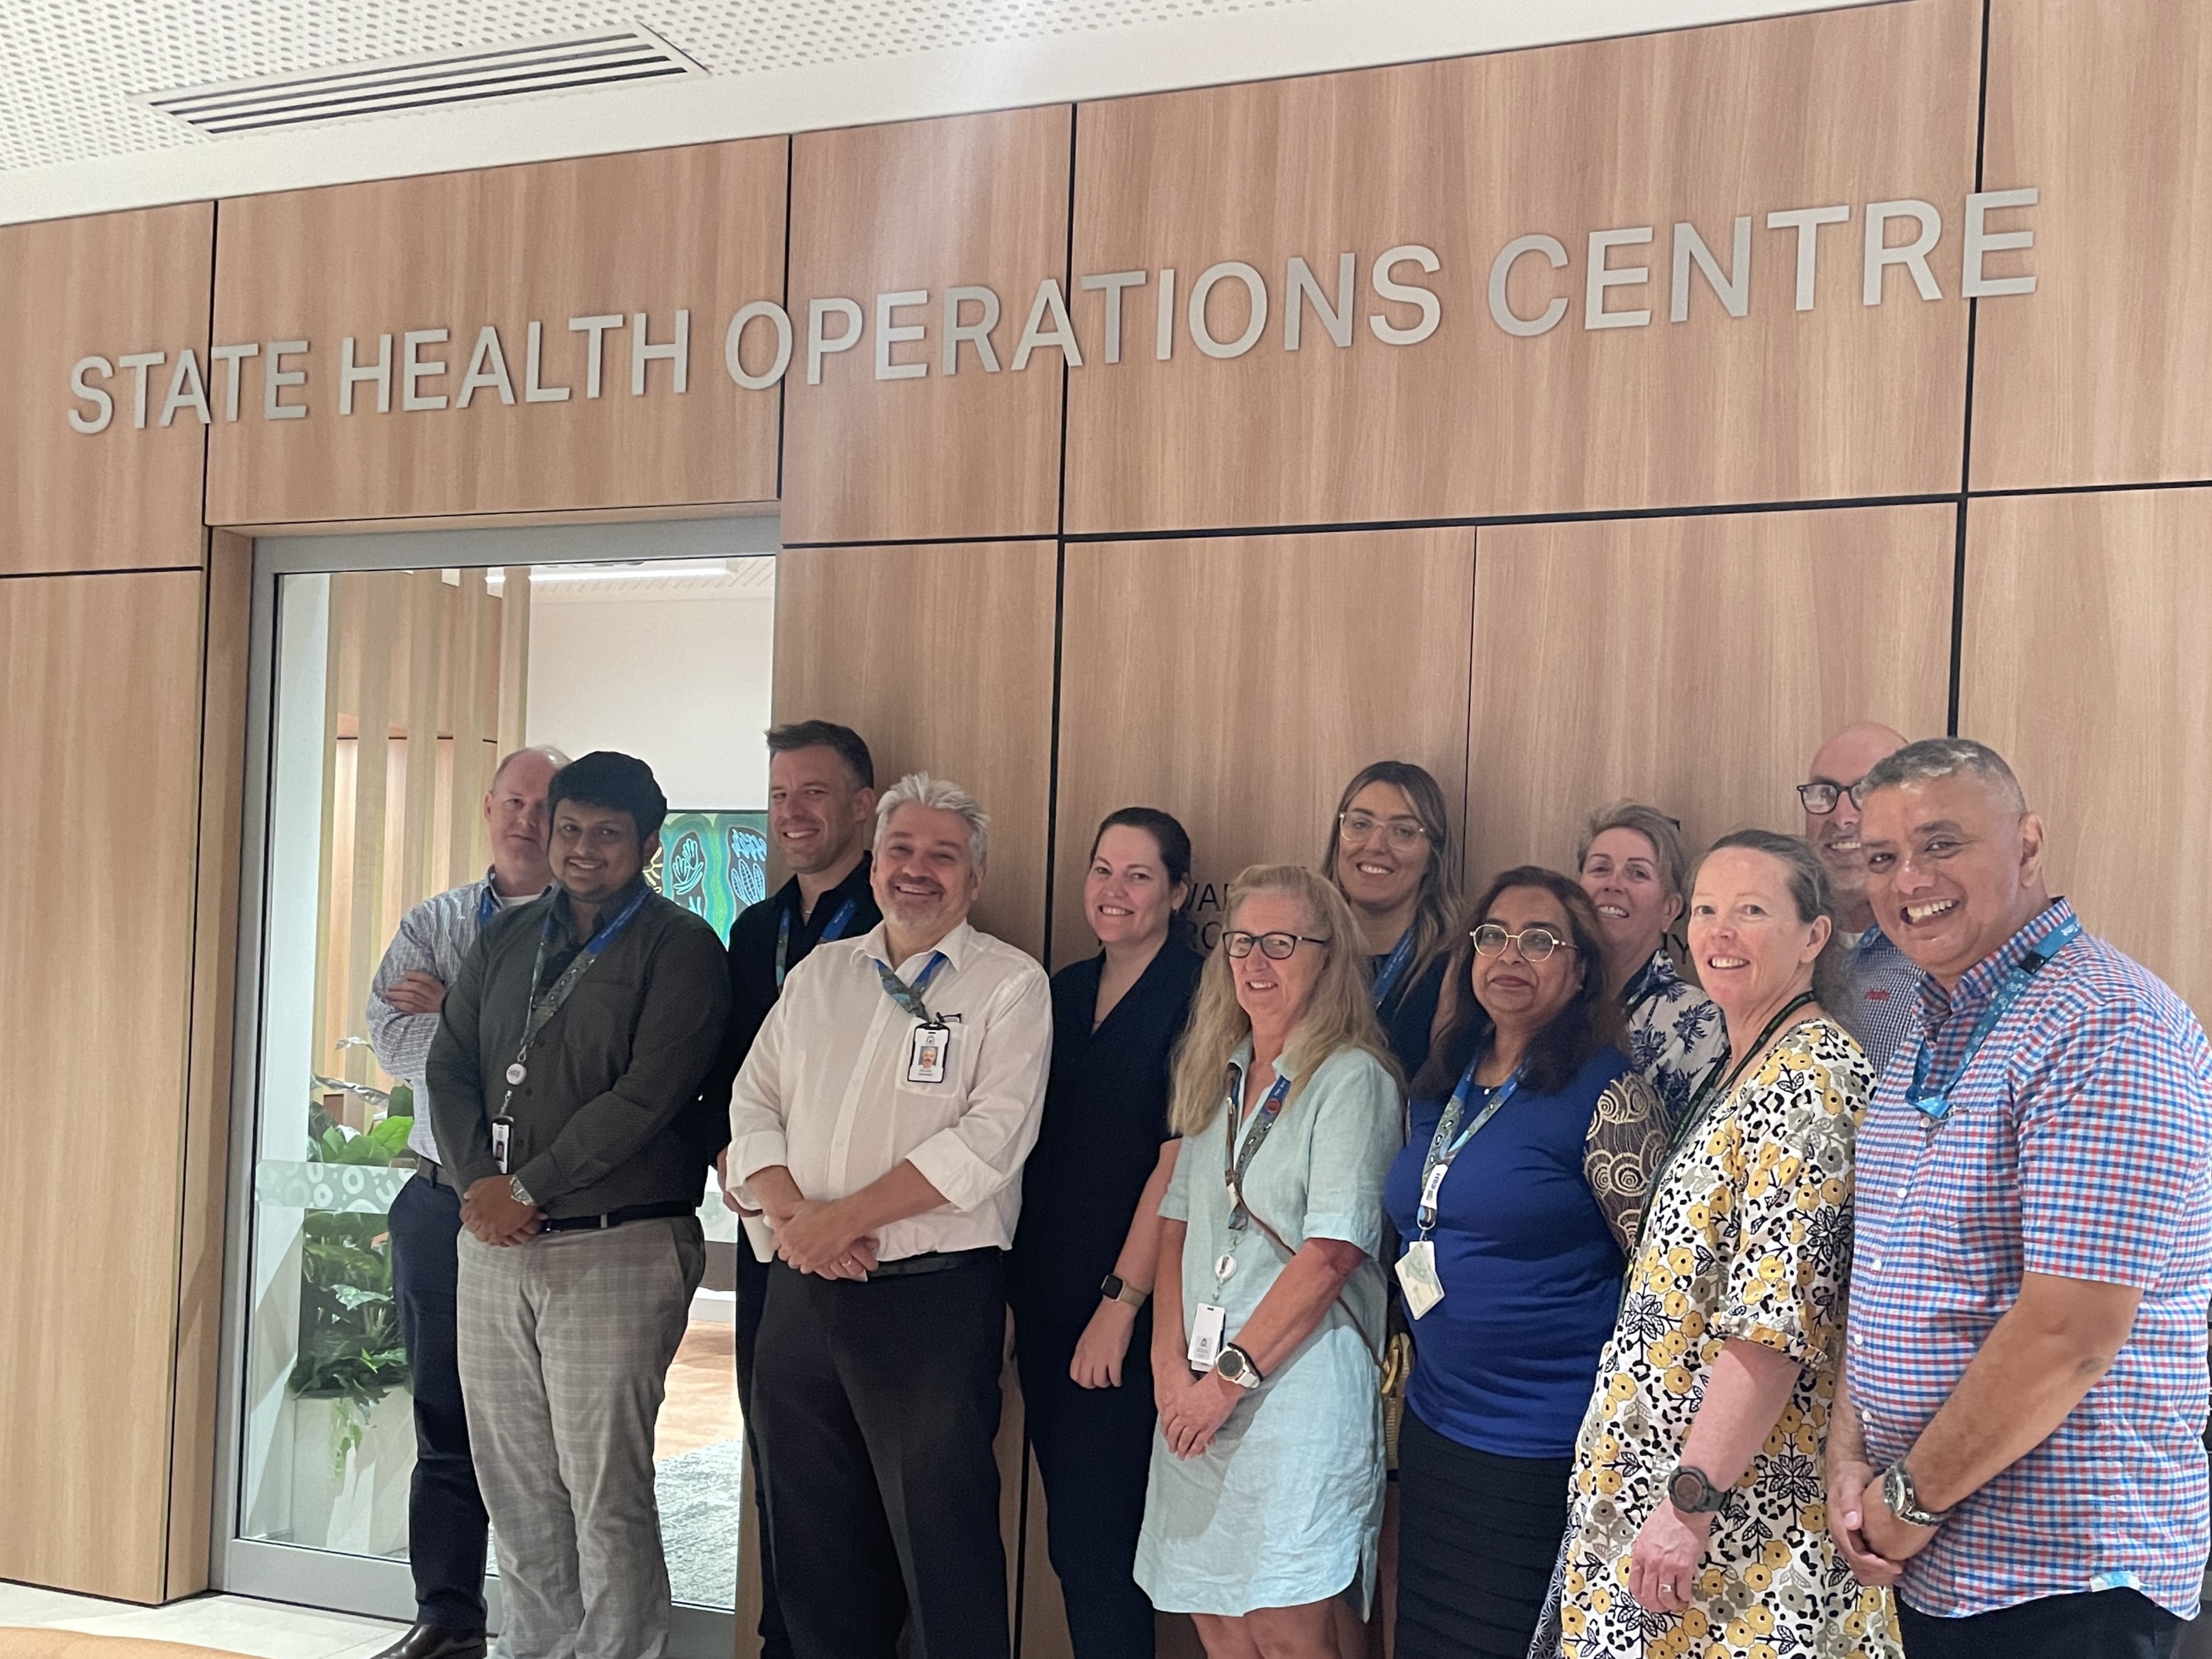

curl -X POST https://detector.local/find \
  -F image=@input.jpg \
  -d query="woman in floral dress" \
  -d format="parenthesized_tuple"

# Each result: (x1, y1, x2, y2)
(1543, 830, 1900, 1659)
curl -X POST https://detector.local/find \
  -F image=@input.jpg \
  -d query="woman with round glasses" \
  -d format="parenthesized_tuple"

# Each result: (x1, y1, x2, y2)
(1576, 803, 1727, 1128)
(1321, 761, 1463, 1079)
(1382, 868, 1666, 1659)
(1134, 864, 1402, 1658)
(1540, 831, 1895, 1659)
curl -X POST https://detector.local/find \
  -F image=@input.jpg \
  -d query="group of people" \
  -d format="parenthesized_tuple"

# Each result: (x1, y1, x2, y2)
(363, 716, 2212, 1659)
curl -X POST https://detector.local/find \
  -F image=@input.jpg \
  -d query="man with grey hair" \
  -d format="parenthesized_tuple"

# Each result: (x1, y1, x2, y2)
(365, 744, 567, 1659)
(1829, 737, 2212, 1659)
(727, 771, 1052, 1659)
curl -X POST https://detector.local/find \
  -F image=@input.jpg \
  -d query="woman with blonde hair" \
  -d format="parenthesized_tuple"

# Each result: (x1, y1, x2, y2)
(1135, 864, 1404, 1658)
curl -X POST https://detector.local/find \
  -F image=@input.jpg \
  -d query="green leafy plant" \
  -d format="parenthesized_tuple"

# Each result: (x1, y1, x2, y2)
(290, 1098, 417, 1475)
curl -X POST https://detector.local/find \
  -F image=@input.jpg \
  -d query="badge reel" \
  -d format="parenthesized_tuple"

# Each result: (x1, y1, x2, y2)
(906, 1021, 950, 1084)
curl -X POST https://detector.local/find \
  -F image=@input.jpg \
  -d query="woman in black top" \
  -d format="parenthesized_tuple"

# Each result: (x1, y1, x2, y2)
(1011, 808, 1204, 1659)
(1321, 760, 1463, 1079)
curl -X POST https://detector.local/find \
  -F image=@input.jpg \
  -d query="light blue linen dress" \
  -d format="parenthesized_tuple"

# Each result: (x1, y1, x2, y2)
(1133, 1039, 1402, 1617)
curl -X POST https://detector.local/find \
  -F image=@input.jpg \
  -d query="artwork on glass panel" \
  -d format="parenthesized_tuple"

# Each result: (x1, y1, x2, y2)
(649, 810, 769, 943)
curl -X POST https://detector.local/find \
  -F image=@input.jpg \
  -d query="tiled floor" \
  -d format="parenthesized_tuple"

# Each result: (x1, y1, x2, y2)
(0, 1584, 404, 1659)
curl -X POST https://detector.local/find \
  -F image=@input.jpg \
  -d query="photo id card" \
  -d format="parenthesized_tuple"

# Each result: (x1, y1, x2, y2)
(490, 1115, 513, 1175)
(1396, 1239, 1445, 1319)
(906, 1022, 950, 1084)
(1187, 1301, 1228, 1369)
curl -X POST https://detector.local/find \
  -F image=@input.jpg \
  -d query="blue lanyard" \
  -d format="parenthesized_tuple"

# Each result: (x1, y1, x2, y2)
(1371, 928, 1419, 1008)
(1909, 913, 2081, 1123)
(1415, 1056, 1523, 1233)
(873, 951, 947, 1024)
(475, 882, 501, 930)
(776, 893, 858, 988)
(1223, 1064, 1294, 1230)
(501, 885, 653, 1112)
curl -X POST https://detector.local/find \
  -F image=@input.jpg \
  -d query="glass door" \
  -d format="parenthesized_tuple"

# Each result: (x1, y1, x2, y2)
(216, 519, 779, 1656)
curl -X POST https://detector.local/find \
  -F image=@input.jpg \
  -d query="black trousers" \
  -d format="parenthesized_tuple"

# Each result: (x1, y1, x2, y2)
(1394, 1409, 1570, 1659)
(1013, 1308, 1158, 1659)
(734, 1241, 794, 1659)
(387, 1172, 491, 1629)
(753, 1255, 1011, 1659)
(1898, 1588, 2183, 1659)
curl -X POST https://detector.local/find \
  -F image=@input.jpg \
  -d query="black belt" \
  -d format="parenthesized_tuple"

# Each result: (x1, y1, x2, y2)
(417, 1159, 454, 1191)
(864, 1246, 999, 1280)
(540, 1200, 695, 1234)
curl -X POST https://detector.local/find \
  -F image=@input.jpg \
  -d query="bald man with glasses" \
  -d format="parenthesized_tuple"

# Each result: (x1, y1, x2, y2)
(1799, 722, 1924, 1075)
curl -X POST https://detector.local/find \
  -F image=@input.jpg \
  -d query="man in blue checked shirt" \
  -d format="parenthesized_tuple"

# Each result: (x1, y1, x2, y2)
(1831, 737, 2212, 1659)
(365, 744, 566, 1659)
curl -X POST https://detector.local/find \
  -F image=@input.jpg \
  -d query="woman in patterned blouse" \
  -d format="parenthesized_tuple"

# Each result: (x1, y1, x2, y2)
(1541, 830, 1901, 1659)
(1578, 802, 1728, 1129)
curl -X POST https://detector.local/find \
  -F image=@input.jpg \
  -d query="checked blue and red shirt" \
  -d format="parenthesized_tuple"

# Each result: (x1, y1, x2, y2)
(1848, 898, 2212, 1619)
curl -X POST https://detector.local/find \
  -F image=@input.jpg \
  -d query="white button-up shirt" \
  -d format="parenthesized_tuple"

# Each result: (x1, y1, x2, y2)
(728, 918, 1053, 1262)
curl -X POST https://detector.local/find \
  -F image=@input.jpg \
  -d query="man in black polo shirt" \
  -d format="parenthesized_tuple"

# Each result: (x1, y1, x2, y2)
(703, 719, 879, 1659)
(428, 751, 729, 1659)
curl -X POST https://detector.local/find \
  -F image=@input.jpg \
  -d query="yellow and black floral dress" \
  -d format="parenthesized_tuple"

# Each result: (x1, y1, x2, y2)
(1543, 1018, 1900, 1659)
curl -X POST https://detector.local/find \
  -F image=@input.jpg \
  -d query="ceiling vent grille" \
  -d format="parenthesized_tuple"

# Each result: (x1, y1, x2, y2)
(136, 24, 705, 138)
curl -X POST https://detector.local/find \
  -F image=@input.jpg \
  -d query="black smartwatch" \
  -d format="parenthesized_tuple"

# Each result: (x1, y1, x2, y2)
(1100, 1273, 1148, 1310)
(1666, 1464, 1728, 1516)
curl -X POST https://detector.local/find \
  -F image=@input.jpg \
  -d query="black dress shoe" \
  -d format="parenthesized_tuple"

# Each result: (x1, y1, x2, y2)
(369, 1624, 488, 1659)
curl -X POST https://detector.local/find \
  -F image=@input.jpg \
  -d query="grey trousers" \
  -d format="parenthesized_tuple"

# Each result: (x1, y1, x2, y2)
(456, 1216, 705, 1659)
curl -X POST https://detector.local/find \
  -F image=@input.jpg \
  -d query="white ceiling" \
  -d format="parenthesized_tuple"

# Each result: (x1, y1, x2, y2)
(0, 0, 1873, 226)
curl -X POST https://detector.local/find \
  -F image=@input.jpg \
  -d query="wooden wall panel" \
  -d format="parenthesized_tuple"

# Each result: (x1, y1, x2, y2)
(1066, 0, 1978, 534)
(205, 141, 786, 526)
(1960, 490, 2212, 1017)
(0, 204, 212, 575)
(1467, 506, 1954, 886)
(782, 107, 1072, 545)
(0, 571, 207, 1600)
(1055, 531, 1475, 964)
(1972, 0, 2212, 491)
(773, 542, 1055, 956)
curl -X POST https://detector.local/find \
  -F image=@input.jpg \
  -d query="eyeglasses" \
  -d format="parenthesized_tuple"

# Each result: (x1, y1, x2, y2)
(1797, 778, 1870, 815)
(1223, 930, 1332, 960)
(1338, 811, 1431, 851)
(1471, 923, 1577, 961)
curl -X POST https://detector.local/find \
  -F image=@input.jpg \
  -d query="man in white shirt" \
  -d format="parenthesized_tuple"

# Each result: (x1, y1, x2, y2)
(729, 772, 1052, 1659)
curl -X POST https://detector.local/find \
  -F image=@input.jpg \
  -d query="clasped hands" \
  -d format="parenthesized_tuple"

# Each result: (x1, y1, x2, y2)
(1827, 1456, 1937, 1588)
(1152, 1358, 1240, 1460)
(460, 1175, 544, 1245)
(741, 1162, 881, 1279)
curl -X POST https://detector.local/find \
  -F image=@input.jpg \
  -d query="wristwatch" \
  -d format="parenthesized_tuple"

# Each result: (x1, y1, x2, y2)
(1881, 1462, 1953, 1528)
(1100, 1273, 1149, 1310)
(1214, 1344, 1263, 1390)
(509, 1174, 536, 1208)
(1666, 1464, 1729, 1516)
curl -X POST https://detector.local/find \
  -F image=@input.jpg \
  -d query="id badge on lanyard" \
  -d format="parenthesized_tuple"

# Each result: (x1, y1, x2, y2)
(906, 1021, 951, 1083)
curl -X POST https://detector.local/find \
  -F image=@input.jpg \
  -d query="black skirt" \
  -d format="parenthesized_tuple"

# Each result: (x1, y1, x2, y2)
(1394, 1409, 1573, 1659)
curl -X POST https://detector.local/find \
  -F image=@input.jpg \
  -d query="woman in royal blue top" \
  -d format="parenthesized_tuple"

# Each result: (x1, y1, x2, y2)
(1384, 866, 1668, 1659)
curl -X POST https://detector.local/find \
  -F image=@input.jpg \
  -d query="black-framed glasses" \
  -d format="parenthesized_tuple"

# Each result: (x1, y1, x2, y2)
(1471, 923, 1576, 961)
(1338, 810, 1430, 851)
(1224, 930, 1331, 960)
(1797, 777, 1869, 815)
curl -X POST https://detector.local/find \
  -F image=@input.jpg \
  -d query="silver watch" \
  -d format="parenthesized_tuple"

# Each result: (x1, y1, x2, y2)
(1881, 1462, 1952, 1528)
(1214, 1344, 1262, 1390)
(509, 1174, 536, 1208)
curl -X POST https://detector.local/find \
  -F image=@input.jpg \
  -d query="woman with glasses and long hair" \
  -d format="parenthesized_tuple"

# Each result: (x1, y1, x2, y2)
(1577, 802, 1726, 1128)
(1539, 831, 1895, 1659)
(1011, 808, 1204, 1659)
(1134, 865, 1403, 1659)
(1383, 867, 1668, 1659)
(1321, 761, 1463, 1079)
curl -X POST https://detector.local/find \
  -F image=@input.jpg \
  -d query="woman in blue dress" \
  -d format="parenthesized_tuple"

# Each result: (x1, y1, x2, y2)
(1383, 866, 1668, 1659)
(1134, 864, 1403, 1659)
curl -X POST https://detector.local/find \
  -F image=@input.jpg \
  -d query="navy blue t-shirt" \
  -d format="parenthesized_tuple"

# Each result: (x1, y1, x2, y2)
(1383, 1045, 1637, 1459)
